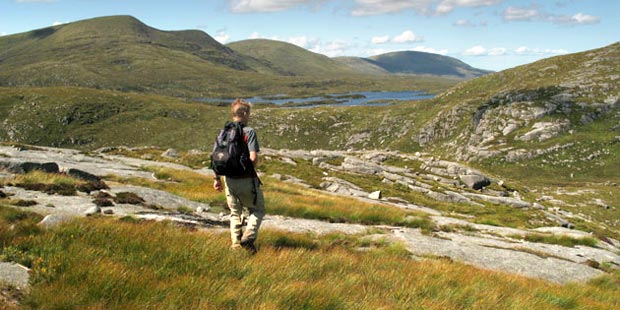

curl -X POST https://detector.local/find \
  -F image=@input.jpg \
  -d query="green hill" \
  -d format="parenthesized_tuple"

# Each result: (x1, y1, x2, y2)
(0, 15, 455, 98)
(227, 39, 356, 76)
(369, 51, 492, 77)
(1, 43, 618, 183)
(0, 15, 254, 96)
(332, 56, 389, 75)
(334, 51, 491, 78)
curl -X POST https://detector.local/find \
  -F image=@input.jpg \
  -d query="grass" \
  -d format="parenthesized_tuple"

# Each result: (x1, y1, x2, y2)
(1, 209, 619, 309)
(509, 233, 599, 248)
(107, 166, 434, 230)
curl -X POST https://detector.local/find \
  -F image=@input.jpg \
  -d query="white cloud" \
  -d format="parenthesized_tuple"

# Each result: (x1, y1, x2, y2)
(351, 0, 432, 16)
(503, 6, 601, 26)
(514, 46, 568, 55)
(453, 19, 474, 27)
(515, 46, 528, 54)
(412, 46, 448, 55)
(214, 32, 230, 44)
(463, 45, 487, 56)
(52, 21, 66, 26)
(247, 31, 280, 40)
(310, 39, 350, 57)
(502, 6, 541, 21)
(436, 0, 502, 15)
(371, 35, 390, 44)
(351, 0, 501, 16)
(229, 0, 321, 13)
(367, 48, 389, 56)
(463, 45, 508, 56)
(0, 32, 7, 36)
(288, 35, 321, 49)
(551, 13, 600, 25)
(392, 30, 423, 43)
(488, 47, 506, 56)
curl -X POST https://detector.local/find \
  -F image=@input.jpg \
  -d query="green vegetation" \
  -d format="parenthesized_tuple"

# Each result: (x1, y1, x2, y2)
(510, 233, 599, 248)
(368, 50, 493, 77)
(1, 208, 619, 309)
(0, 16, 458, 98)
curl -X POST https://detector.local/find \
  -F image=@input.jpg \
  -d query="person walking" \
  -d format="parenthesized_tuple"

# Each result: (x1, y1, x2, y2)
(213, 99, 265, 253)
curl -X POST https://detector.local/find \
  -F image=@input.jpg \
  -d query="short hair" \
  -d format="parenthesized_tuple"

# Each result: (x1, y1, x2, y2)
(231, 98, 251, 118)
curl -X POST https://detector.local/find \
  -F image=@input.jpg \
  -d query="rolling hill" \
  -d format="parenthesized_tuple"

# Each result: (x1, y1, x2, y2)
(0, 15, 255, 95)
(335, 51, 492, 78)
(0, 15, 460, 98)
(227, 39, 356, 76)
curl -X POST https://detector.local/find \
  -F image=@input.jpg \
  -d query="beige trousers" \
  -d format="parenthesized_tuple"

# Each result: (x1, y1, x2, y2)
(224, 177, 265, 245)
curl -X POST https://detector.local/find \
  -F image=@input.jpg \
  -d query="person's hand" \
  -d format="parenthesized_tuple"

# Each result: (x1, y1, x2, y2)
(213, 178, 223, 192)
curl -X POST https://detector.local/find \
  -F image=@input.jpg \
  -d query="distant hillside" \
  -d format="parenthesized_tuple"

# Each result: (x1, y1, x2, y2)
(332, 57, 389, 75)
(0, 44, 618, 184)
(226, 39, 355, 76)
(336, 51, 492, 78)
(0, 15, 456, 97)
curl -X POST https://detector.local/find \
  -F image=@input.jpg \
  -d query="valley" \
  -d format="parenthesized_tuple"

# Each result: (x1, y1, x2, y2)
(0, 14, 619, 309)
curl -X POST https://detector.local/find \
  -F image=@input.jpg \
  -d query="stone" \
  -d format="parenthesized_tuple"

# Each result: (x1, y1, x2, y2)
(161, 148, 180, 158)
(368, 191, 382, 200)
(84, 205, 101, 216)
(3, 161, 60, 174)
(38, 214, 76, 229)
(0, 262, 30, 289)
(67, 168, 101, 182)
(459, 174, 490, 190)
(280, 157, 297, 166)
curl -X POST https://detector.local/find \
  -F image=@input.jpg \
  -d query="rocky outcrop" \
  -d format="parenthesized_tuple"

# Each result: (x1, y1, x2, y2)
(1, 145, 618, 286)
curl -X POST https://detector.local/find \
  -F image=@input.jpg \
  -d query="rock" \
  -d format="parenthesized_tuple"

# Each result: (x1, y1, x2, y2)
(0, 262, 30, 289)
(459, 174, 490, 190)
(161, 148, 180, 158)
(67, 168, 101, 182)
(280, 157, 297, 166)
(84, 206, 101, 216)
(341, 157, 383, 175)
(320, 177, 369, 197)
(3, 162, 60, 174)
(461, 192, 531, 208)
(368, 191, 382, 200)
(38, 214, 76, 229)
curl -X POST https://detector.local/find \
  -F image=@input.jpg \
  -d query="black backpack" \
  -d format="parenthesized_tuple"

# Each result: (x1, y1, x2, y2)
(210, 121, 252, 177)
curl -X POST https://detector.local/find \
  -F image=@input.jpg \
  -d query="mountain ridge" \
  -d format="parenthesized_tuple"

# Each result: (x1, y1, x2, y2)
(334, 51, 493, 78)
(0, 15, 474, 97)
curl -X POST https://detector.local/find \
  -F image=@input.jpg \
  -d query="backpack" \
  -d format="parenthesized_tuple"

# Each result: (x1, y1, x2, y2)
(210, 121, 253, 177)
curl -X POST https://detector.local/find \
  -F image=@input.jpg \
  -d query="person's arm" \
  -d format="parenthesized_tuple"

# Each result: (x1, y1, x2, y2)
(213, 175, 223, 191)
(249, 151, 258, 167)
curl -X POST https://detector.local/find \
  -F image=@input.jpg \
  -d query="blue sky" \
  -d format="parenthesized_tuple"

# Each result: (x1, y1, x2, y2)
(1, 0, 617, 71)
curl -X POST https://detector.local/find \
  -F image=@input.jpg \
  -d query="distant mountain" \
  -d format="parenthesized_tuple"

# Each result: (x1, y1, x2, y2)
(0, 15, 259, 96)
(0, 15, 457, 97)
(335, 51, 492, 78)
(332, 57, 389, 75)
(226, 39, 355, 76)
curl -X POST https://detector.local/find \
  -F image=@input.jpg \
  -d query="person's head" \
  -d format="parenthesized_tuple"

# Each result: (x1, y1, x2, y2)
(231, 98, 252, 125)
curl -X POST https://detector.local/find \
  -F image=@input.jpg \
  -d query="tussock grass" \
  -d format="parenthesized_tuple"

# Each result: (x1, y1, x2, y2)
(264, 182, 433, 229)
(511, 233, 599, 248)
(4, 170, 81, 188)
(1, 211, 619, 309)
(109, 167, 434, 229)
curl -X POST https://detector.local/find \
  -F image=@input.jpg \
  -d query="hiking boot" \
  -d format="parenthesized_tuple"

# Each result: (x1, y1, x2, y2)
(230, 243, 242, 250)
(240, 239, 257, 254)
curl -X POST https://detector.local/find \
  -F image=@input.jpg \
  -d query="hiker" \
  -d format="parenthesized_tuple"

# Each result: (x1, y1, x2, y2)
(212, 98, 265, 253)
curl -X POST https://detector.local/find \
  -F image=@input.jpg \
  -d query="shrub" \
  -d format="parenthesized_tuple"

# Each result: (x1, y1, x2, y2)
(114, 192, 145, 204)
